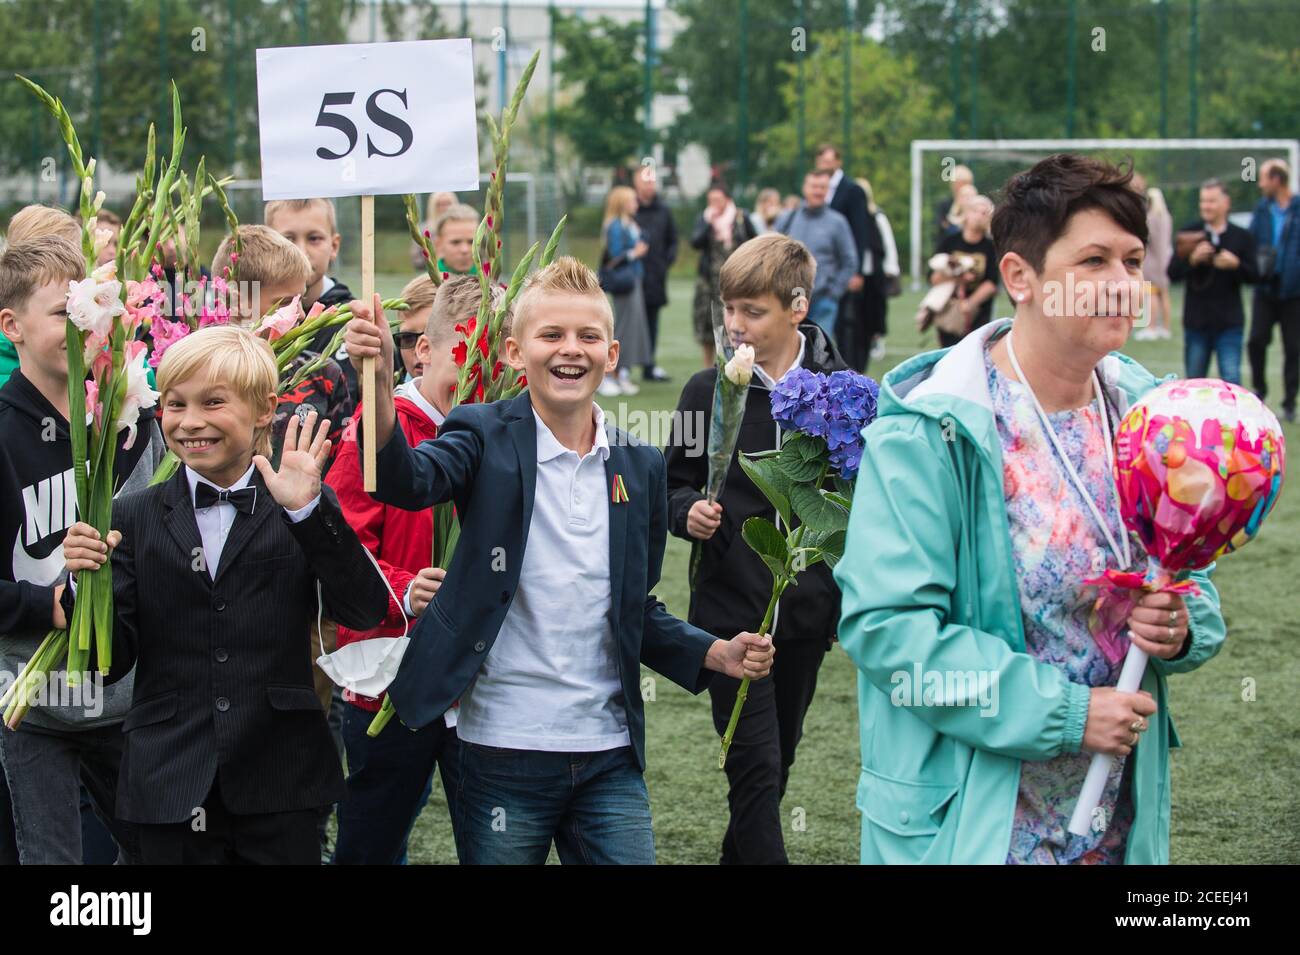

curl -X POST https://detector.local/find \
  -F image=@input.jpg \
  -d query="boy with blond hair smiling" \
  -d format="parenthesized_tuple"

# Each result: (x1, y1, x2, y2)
(62, 324, 386, 864)
(343, 257, 774, 864)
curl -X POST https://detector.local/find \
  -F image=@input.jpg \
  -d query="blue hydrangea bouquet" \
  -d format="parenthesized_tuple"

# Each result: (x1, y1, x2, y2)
(718, 366, 880, 767)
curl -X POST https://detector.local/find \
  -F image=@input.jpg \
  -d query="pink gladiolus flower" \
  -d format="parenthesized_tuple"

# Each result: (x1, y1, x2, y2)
(306, 301, 326, 321)
(256, 294, 302, 341)
(84, 380, 102, 430)
(148, 317, 191, 368)
(82, 330, 110, 368)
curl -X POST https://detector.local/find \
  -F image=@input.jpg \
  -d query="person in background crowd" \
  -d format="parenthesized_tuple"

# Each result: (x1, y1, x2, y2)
(1133, 174, 1173, 341)
(1168, 178, 1257, 383)
(815, 144, 882, 377)
(775, 170, 857, 339)
(411, 191, 459, 271)
(634, 164, 678, 383)
(598, 185, 652, 396)
(856, 177, 900, 369)
(934, 164, 975, 246)
(750, 188, 784, 235)
(691, 182, 758, 368)
(1248, 158, 1300, 422)
(932, 193, 999, 348)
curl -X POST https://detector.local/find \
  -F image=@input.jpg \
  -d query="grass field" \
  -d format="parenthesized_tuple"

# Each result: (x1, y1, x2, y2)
(340, 269, 1300, 865)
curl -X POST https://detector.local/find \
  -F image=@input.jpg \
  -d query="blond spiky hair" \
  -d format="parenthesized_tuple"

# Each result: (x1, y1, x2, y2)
(156, 325, 279, 459)
(511, 256, 613, 341)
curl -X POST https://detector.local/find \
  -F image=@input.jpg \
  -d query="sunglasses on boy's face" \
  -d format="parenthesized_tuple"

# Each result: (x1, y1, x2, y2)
(393, 331, 421, 350)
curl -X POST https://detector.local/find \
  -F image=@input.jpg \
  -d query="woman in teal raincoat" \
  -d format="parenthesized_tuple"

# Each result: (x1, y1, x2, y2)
(835, 155, 1226, 864)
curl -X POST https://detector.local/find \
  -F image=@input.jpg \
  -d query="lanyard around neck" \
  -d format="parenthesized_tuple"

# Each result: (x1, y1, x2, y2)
(1005, 330, 1133, 571)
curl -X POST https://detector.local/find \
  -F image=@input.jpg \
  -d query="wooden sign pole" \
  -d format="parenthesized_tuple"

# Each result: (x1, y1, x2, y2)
(361, 194, 377, 492)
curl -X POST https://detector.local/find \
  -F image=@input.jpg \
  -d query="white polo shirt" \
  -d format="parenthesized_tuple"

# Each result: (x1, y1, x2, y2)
(454, 403, 630, 751)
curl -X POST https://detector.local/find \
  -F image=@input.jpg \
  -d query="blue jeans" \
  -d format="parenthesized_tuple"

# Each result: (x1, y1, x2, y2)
(1185, 325, 1243, 384)
(455, 742, 655, 865)
(807, 295, 840, 336)
(333, 703, 461, 865)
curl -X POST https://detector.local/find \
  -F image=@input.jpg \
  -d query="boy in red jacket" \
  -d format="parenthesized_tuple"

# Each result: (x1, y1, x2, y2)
(326, 275, 505, 864)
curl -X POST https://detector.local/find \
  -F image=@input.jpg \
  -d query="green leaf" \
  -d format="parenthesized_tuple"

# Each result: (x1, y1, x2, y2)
(774, 433, 826, 483)
(741, 517, 790, 585)
(790, 484, 850, 536)
(834, 475, 855, 500)
(738, 454, 792, 527)
(823, 491, 853, 510)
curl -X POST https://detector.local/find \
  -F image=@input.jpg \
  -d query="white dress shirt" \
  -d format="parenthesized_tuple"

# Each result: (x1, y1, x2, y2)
(752, 332, 806, 391)
(454, 403, 630, 751)
(187, 464, 318, 578)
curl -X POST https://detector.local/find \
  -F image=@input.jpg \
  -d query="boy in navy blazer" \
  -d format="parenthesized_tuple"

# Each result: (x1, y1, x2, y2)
(344, 257, 774, 864)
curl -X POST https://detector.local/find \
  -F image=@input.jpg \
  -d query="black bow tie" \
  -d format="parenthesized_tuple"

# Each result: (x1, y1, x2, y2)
(195, 483, 257, 515)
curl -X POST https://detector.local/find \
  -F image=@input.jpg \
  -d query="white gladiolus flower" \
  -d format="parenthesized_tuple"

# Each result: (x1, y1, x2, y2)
(724, 343, 755, 387)
(66, 273, 124, 338)
(115, 342, 159, 450)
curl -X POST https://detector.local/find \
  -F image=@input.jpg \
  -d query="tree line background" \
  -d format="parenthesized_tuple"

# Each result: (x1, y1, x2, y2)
(2, 0, 1298, 270)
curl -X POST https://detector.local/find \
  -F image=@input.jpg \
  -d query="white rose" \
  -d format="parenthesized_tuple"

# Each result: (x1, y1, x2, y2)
(724, 343, 755, 386)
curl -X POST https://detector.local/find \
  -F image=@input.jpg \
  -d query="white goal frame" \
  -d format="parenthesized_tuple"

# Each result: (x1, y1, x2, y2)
(909, 138, 1300, 289)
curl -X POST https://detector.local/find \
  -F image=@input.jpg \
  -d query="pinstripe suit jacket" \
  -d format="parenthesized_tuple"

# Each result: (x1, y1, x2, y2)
(88, 468, 388, 824)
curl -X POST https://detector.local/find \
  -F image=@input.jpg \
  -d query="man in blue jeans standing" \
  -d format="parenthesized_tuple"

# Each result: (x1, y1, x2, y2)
(776, 169, 857, 337)
(1247, 158, 1300, 421)
(1168, 178, 1258, 384)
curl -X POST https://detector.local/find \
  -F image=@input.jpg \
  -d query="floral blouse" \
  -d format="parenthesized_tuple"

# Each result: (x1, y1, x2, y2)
(986, 340, 1137, 864)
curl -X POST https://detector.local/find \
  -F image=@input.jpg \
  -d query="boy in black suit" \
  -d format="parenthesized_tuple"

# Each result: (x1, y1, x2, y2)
(342, 257, 775, 865)
(63, 325, 387, 864)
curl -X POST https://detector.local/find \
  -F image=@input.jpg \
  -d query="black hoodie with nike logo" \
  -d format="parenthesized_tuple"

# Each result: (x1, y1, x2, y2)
(0, 369, 165, 732)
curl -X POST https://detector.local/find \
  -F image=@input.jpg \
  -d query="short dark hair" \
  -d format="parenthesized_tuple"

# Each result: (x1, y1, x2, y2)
(991, 153, 1148, 273)
(815, 143, 840, 160)
(1200, 177, 1229, 197)
(1264, 159, 1290, 186)
(805, 168, 831, 180)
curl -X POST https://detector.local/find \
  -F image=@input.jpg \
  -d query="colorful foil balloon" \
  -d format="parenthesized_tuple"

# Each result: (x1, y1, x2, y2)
(1115, 378, 1285, 571)
(1070, 377, 1285, 837)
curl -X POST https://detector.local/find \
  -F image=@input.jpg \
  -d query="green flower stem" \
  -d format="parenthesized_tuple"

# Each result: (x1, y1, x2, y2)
(718, 522, 808, 768)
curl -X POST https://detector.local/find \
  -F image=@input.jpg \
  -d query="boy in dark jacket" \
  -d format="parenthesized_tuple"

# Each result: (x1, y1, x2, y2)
(63, 325, 387, 864)
(0, 236, 165, 864)
(665, 233, 848, 865)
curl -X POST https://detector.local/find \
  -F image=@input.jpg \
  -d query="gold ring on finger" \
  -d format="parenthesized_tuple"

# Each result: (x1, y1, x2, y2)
(1168, 610, 1177, 626)
(1128, 732, 1139, 747)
